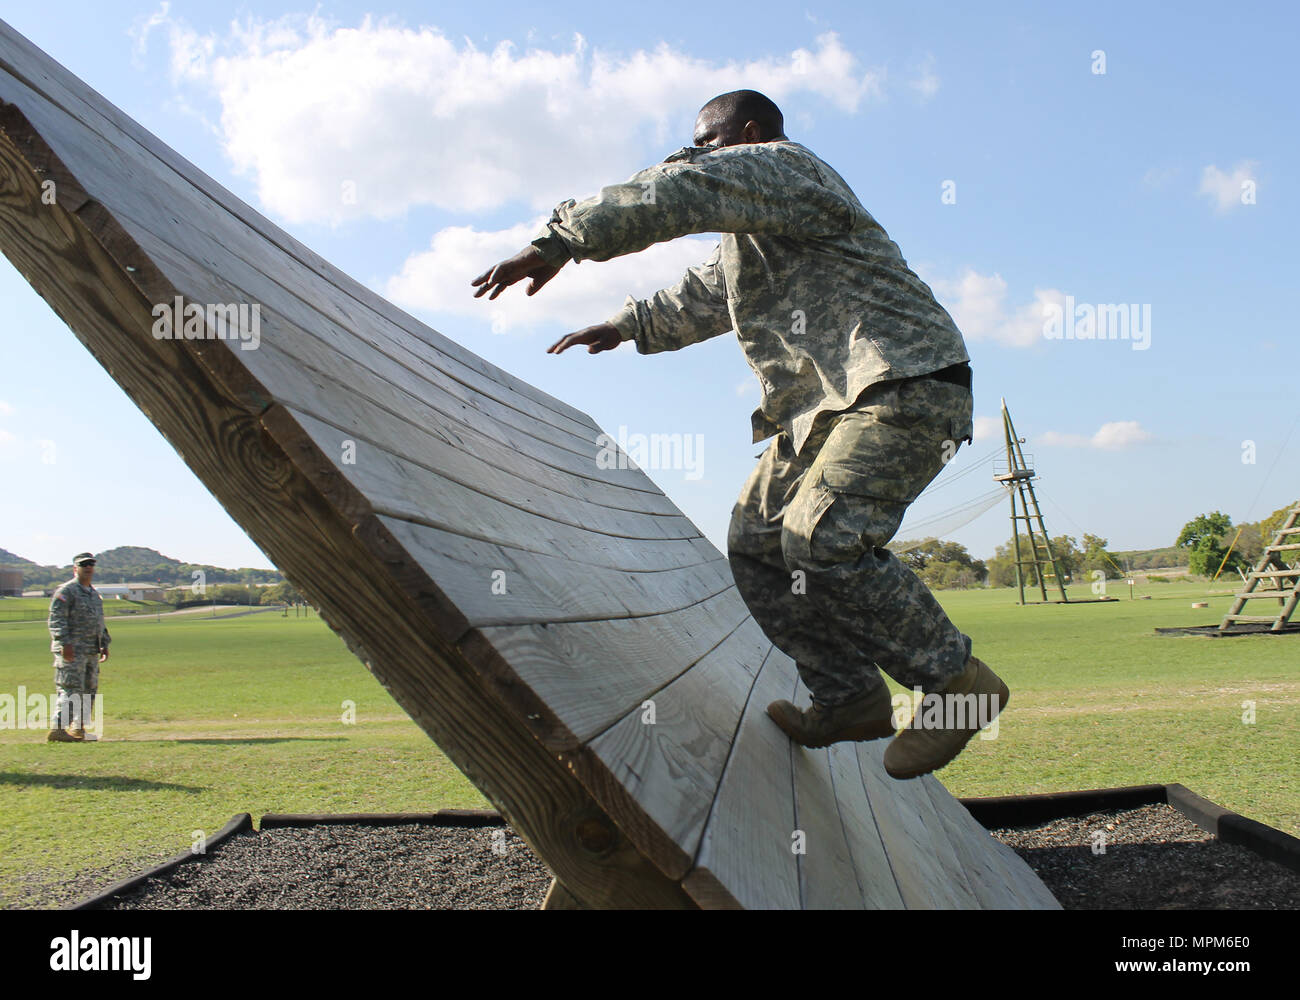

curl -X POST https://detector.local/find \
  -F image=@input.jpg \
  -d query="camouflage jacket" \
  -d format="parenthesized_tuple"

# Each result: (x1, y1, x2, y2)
(531, 139, 971, 455)
(48, 579, 110, 656)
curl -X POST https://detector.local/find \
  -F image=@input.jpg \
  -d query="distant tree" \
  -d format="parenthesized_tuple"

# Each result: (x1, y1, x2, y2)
(1176, 511, 1238, 577)
(988, 534, 1036, 588)
(1080, 533, 1123, 578)
(260, 581, 303, 605)
(1233, 523, 1264, 569)
(1260, 500, 1299, 546)
(892, 539, 987, 589)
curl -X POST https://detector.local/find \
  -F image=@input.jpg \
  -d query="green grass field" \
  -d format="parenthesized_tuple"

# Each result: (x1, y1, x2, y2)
(0, 596, 171, 623)
(1, 577, 1295, 908)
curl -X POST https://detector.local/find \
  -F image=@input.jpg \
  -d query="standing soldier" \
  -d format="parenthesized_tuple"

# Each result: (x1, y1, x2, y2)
(472, 89, 1008, 780)
(46, 552, 110, 742)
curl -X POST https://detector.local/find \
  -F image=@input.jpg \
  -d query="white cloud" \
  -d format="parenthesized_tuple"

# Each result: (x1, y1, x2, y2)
(147, 13, 887, 225)
(972, 414, 1002, 443)
(930, 270, 1064, 348)
(128, 2, 174, 61)
(385, 219, 718, 333)
(0, 400, 13, 416)
(1039, 420, 1152, 450)
(1198, 161, 1258, 213)
(908, 54, 940, 100)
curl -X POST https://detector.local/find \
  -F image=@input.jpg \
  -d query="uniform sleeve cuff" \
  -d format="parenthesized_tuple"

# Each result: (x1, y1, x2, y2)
(606, 298, 641, 343)
(530, 232, 572, 268)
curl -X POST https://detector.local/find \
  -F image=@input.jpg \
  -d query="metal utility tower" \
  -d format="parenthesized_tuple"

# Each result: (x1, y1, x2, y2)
(993, 399, 1069, 604)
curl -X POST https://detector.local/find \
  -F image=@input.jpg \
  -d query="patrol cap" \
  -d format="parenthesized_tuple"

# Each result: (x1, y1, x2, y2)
(72, 552, 96, 566)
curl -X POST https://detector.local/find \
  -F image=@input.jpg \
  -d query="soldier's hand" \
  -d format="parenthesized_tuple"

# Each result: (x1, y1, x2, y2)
(61, 646, 74, 661)
(99, 649, 109, 662)
(471, 245, 563, 300)
(548, 324, 623, 355)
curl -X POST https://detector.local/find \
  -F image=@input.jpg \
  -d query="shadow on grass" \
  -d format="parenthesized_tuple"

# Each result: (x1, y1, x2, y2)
(0, 772, 204, 793)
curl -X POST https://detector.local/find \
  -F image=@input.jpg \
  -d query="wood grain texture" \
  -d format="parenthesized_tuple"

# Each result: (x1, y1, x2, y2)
(0, 18, 1061, 910)
(683, 648, 803, 908)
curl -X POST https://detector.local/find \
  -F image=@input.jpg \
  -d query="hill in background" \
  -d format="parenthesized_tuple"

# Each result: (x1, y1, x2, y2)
(0, 545, 282, 591)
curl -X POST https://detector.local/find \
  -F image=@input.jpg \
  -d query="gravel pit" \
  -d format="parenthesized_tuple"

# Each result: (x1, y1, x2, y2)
(102, 823, 552, 910)
(991, 804, 1300, 910)
(34, 803, 1295, 910)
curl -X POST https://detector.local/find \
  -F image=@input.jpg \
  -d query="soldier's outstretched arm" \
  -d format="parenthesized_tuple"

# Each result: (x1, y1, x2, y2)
(473, 144, 852, 301)
(548, 241, 731, 356)
(610, 242, 731, 354)
(531, 146, 856, 264)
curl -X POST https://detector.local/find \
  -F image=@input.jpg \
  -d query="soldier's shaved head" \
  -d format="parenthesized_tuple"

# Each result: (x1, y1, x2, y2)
(694, 90, 787, 148)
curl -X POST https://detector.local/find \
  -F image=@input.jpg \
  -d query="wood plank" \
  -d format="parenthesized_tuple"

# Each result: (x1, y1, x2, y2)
(918, 775, 1050, 909)
(246, 327, 686, 521)
(572, 616, 772, 877)
(462, 588, 751, 751)
(376, 514, 734, 632)
(284, 403, 704, 559)
(541, 879, 587, 909)
(855, 741, 983, 909)
(683, 648, 802, 909)
(824, 740, 906, 908)
(791, 734, 871, 908)
(284, 408, 706, 557)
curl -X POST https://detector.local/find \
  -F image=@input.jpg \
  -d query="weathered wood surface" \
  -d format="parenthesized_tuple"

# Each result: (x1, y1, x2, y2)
(0, 19, 1060, 909)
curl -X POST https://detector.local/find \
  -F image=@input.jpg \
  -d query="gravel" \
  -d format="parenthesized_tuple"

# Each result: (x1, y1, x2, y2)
(990, 804, 1300, 910)
(16, 803, 1291, 910)
(101, 823, 553, 910)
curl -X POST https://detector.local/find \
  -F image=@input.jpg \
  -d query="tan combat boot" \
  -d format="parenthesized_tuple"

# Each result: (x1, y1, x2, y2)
(47, 728, 78, 743)
(65, 722, 86, 741)
(767, 685, 897, 748)
(884, 656, 1009, 780)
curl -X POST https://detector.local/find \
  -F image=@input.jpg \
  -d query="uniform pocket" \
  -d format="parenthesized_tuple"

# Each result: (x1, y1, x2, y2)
(781, 479, 840, 570)
(819, 461, 922, 503)
(55, 658, 81, 688)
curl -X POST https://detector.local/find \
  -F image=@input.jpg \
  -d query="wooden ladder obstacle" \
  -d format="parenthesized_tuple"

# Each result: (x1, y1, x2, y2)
(1220, 506, 1300, 634)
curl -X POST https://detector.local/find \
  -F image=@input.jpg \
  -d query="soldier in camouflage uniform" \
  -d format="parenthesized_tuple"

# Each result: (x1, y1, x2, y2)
(46, 552, 110, 742)
(472, 90, 1008, 779)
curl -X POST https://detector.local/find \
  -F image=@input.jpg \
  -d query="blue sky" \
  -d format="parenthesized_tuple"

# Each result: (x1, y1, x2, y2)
(1, 1, 1296, 570)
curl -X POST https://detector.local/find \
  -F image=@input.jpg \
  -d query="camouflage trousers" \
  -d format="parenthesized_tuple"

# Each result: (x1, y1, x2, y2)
(727, 377, 975, 706)
(53, 652, 98, 728)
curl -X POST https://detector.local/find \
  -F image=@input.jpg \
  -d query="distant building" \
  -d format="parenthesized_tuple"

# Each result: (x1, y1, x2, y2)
(92, 583, 165, 601)
(0, 569, 22, 597)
